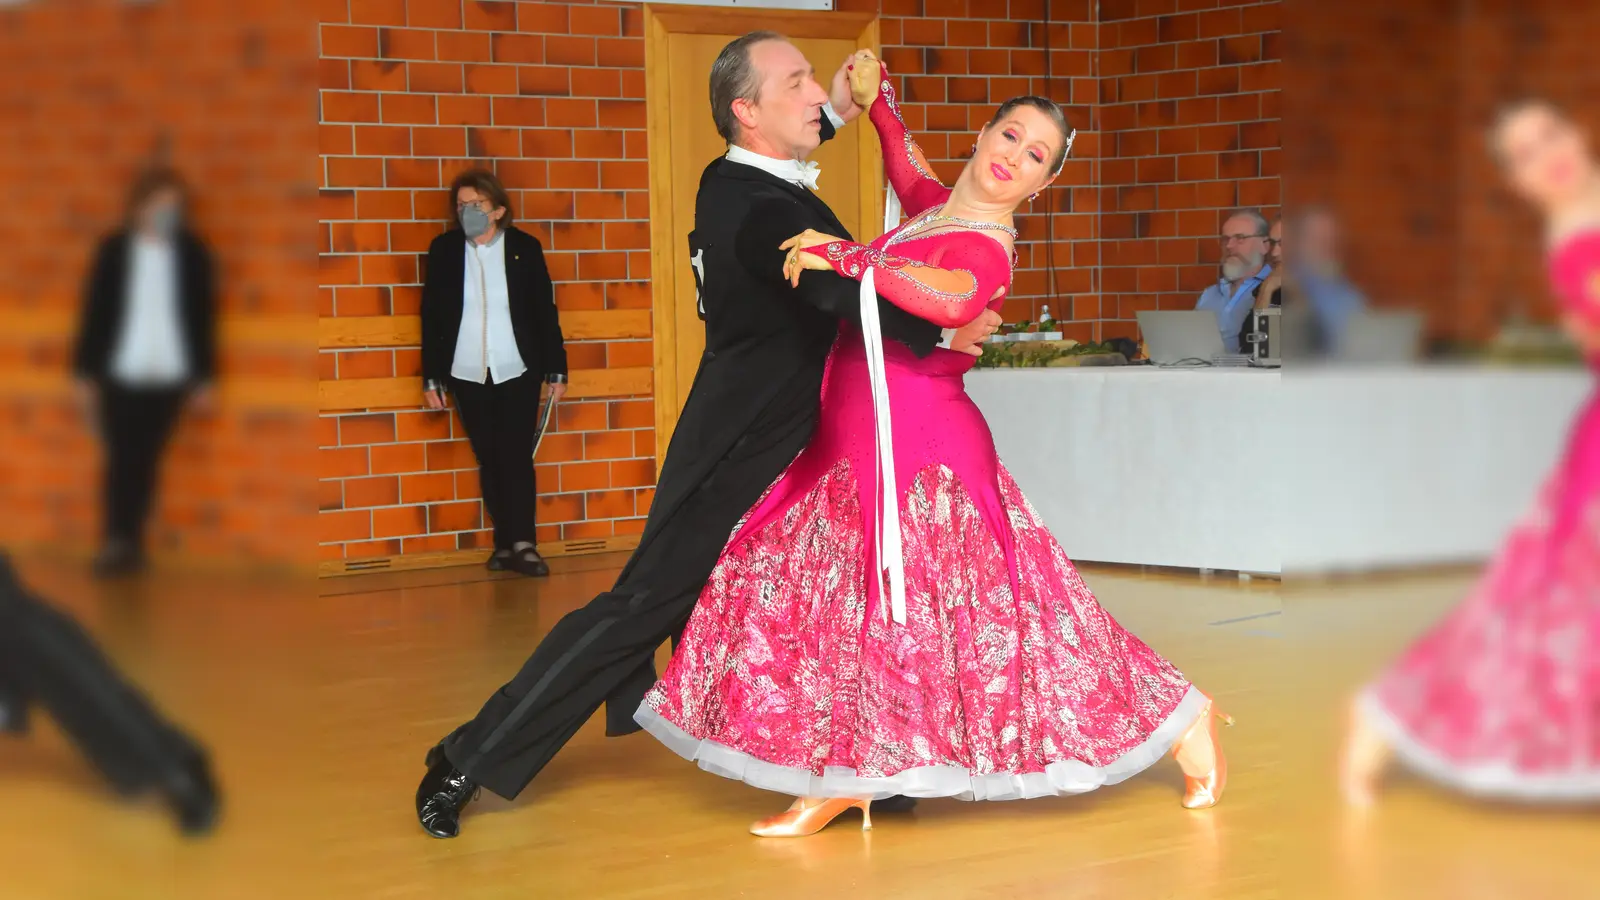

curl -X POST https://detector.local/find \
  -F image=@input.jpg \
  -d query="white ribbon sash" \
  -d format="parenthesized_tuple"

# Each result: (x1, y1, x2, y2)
(860, 186, 907, 625)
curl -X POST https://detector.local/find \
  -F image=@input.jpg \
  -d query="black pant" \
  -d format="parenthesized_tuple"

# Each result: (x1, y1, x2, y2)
(0, 556, 206, 793)
(450, 374, 542, 550)
(97, 384, 187, 547)
(442, 405, 814, 800)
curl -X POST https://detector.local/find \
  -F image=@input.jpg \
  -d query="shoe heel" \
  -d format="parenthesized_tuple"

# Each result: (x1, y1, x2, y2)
(857, 799, 872, 831)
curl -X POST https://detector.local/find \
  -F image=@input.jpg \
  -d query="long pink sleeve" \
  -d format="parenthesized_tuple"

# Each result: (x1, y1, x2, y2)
(866, 67, 950, 218)
(808, 231, 1012, 329)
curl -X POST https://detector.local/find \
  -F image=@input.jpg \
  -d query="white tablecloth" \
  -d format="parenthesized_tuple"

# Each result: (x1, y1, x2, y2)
(966, 365, 1592, 575)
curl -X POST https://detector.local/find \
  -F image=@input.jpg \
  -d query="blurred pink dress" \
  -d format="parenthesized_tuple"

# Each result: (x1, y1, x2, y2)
(635, 74, 1204, 800)
(1362, 227, 1600, 800)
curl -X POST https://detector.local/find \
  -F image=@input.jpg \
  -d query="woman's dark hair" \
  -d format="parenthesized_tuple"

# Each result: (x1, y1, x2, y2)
(988, 96, 1076, 174)
(123, 167, 188, 225)
(448, 167, 514, 228)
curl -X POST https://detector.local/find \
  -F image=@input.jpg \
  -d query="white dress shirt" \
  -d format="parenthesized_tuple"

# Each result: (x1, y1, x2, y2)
(110, 236, 189, 387)
(451, 230, 528, 384)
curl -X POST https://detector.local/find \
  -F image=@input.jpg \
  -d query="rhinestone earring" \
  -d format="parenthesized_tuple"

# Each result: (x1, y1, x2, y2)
(1029, 191, 1041, 203)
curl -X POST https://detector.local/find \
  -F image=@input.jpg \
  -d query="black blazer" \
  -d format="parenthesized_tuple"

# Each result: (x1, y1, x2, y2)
(72, 229, 216, 385)
(637, 155, 943, 547)
(421, 226, 567, 385)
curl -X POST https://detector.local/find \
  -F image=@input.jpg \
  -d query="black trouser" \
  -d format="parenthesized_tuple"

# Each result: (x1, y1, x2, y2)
(0, 556, 206, 793)
(450, 374, 542, 551)
(97, 383, 187, 548)
(441, 407, 814, 800)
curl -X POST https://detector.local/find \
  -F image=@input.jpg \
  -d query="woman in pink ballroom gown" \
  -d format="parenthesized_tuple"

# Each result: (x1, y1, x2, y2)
(1342, 99, 1600, 806)
(634, 55, 1230, 837)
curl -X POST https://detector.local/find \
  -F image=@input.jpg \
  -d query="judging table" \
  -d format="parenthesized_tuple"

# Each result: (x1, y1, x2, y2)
(965, 364, 1592, 575)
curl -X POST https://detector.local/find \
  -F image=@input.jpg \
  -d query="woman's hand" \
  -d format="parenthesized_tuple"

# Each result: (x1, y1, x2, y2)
(779, 229, 841, 287)
(424, 388, 447, 410)
(846, 50, 881, 111)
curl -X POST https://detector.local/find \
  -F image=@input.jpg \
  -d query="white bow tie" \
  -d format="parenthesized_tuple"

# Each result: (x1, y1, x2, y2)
(793, 160, 820, 191)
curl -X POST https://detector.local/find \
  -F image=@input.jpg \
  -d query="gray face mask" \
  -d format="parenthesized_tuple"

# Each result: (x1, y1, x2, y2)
(460, 205, 492, 239)
(149, 206, 181, 236)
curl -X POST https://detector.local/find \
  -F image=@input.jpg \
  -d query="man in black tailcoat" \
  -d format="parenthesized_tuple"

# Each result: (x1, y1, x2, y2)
(416, 31, 1003, 838)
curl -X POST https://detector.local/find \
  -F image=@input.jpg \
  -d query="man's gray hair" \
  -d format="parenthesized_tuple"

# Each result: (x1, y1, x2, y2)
(710, 31, 786, 144)
(1224, 207, 1271, 237)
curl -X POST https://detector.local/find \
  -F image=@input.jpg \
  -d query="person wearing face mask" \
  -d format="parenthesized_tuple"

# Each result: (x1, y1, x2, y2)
(1194, 208, 1274, 353)
(419, 168, 568, 579)
(72, 168, 217, 578)
(634, 52, 1230, 837)
(1340, 99, 1600, 808)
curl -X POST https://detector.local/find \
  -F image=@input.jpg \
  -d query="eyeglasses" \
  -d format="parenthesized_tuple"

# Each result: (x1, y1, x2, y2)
(455, 198, 492, 211)
(1265, 238, 1281, 247)
(1221, 233, 1268, 245)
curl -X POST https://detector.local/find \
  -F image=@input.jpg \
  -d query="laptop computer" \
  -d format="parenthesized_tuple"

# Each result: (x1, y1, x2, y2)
(1337, 311, 1424, 363)
(1137, 310, 1249, 366)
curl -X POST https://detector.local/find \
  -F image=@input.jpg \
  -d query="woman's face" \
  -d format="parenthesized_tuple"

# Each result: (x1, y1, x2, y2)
(969, 105, 1063, 208)
(456, 187, 506, 226)
(1496, 105, 1595, 209)
(138, 186, 183, 234)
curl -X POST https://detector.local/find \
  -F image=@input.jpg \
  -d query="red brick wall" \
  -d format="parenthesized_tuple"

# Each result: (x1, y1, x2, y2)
(0, 1, 318, 566)
(1097, 0, 1281, 341)
(1291, 0, 1598, 341)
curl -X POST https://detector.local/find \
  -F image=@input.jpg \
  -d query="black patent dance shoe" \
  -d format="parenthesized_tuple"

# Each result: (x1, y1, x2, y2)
(162, 755, 221, 837)
(416, 749, 479, 839)
(873, 795, 918, 814)
(486, 549, 512, 571)
(0, 683, 28, 735)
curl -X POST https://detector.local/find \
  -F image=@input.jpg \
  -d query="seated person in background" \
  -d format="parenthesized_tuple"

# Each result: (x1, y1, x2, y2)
(1292, 207, 1366, 354)
(1195, 208, 1274, 352)
(1240, 214, 1285, 353)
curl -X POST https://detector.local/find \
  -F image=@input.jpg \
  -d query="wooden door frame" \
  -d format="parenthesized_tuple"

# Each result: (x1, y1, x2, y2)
(643, 5, 883, 469)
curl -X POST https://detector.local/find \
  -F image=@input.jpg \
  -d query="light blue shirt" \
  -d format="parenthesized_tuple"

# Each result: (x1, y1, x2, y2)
(1194, 264, 1272, 353)
(1296, 269, 1366, 353)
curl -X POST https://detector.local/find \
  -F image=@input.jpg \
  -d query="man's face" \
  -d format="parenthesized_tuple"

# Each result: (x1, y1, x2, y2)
(1267, 219, 1283, 267)
(1219, 215, 1268, 281)
(1300, 212, 1338, 274)
(740, 40, 830, 159)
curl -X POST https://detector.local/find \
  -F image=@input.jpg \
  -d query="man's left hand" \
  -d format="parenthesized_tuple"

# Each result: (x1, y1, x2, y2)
(828, 54, 862, 123)
(546, 380, 568, 402)
(780, 230, 841, 286)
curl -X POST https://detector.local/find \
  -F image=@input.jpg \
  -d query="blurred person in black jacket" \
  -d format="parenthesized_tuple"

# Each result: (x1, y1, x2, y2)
(72, 168, 217, 577)
(0, 554, 217, 835)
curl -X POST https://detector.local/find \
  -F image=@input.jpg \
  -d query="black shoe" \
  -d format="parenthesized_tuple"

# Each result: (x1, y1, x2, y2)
(486, 549, 511, 572)
(505, 546, 549, 578)
(92, 542, 146, 579)
(873, 795, 918, 814)
(416, 750, 479, 839)
(162, 757, 220, 837)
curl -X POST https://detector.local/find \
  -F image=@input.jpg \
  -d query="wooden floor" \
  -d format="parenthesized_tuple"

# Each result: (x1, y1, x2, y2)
(0, 555, 1593, 899)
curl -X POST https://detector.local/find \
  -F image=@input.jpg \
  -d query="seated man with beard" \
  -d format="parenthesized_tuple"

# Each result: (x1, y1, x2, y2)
(1194, 208, 1274, 352)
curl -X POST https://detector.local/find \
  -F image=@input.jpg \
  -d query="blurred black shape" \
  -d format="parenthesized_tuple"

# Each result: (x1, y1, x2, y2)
(0, 554, 219, 836)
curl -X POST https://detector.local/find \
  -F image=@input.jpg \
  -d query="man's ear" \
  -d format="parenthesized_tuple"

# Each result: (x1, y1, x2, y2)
(731, 97, 758, 134)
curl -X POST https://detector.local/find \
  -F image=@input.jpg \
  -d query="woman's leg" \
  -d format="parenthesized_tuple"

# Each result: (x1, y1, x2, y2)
(491, 375, 545, 575)
(449, 379, 507, 551)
